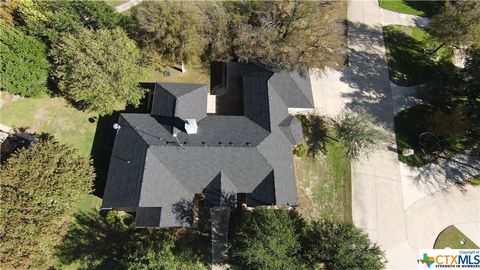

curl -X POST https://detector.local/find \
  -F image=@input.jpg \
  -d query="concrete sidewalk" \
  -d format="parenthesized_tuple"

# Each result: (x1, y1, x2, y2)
(380, 8, 430, 27)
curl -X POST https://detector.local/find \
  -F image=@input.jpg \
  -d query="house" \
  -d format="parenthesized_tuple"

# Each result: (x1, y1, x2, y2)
(101, 62, 314, 228)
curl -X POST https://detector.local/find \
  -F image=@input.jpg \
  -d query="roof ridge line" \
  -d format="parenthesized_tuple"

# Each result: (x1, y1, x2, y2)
(144, 147, 191, 192)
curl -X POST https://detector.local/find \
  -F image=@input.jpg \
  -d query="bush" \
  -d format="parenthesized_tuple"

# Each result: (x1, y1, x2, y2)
(295, 143, 307, 158)
(0, 26, 50, 96)
(0, 138, 95, 269)
(50, 28, 147, 115)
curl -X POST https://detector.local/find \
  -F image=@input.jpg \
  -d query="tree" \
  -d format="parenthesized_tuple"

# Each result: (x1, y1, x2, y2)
(301, 220, 386, 270)
(129, 1, 203, 69)
(334, 109, 384, 160)
(462, 46, 480, 104)
(55, 211, 208, 270)
(229, 209, 302, 270)
(0, 0, 20, 26)
(0, 25, 50, 96)
(427, 0, 480, 54)
(229, 209, 387, 269)
(16, 0, 123, 44)
(196, 2, 232, 62)
(229, 0, 345, 71)
(50, 28, 147, 115)
(0, 138, 95, 269)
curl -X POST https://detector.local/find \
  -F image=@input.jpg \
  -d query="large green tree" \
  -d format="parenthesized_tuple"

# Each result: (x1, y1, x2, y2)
(427, 0, 480, 54)
(0, 138, 95, 269)
(229, 209, 386, 269)
(301, 220, 386, 270)
(55, 211, 208, 270)
(229, 209, 302, 270)
(0, 25, 50, 97)
(228, 0, 345, 71)
(129, 1, 203, 69)
(50, 28, 147, 115)
(16, 0, 122, 44)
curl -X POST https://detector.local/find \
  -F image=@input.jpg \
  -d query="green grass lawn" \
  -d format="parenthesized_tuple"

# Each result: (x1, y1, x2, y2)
(395, 104, 437, 166)
(383, 25, 451, 86)
(0, 92, 98, 156)
(434, 226, 479, 249)
(145, 64, 210, 88)
(295, 140, 352, 222)
(378, 0, 444, 17)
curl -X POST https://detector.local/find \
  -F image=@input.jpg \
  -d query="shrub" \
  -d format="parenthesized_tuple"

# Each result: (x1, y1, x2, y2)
(295, 143, 307, 158)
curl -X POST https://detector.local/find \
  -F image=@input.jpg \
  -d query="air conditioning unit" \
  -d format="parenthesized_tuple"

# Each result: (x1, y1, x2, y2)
(185, 119, 197, 134)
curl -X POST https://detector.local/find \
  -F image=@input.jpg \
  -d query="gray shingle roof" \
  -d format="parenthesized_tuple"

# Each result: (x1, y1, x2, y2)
(101, 62, 314, 228)
(269, 72, 314, 108)
(279, 116, 304, 145)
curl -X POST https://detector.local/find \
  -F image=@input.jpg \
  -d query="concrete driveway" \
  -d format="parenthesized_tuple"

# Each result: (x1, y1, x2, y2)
(311, 1, 480, 269)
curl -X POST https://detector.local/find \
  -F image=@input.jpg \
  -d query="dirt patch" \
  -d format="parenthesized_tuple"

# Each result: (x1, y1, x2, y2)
(0, 91, 22, 109)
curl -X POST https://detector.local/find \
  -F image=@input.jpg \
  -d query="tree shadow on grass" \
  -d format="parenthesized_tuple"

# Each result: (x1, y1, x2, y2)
(403, 0, 445, 18)
(383, 25, 440, 86)
(296, 115, 330, 157)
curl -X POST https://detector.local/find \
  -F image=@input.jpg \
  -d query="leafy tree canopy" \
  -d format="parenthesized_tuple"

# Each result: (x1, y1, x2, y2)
(228, 0, 346, 71)
(334, 109, 384, 160)
(129, 1, 204, 68)
(50, 27, 147, 115)
(229, 209, 302, 270)
(0, 0, 20, 26)
(16, 0, 123, 43)
(428, 0, 480, 52)
(0, 138, 95, 269)
(0, 25, 50, 96)
(229, 209, 386, 270)
(301, 220, 387, 270)
(55, 211, 208, 270)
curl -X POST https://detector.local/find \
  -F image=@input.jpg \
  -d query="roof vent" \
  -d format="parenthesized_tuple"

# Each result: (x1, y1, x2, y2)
(184, 119, 197, 134)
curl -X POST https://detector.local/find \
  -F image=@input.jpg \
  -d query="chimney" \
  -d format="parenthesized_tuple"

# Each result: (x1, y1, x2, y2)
(184, 119, 197, 134)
